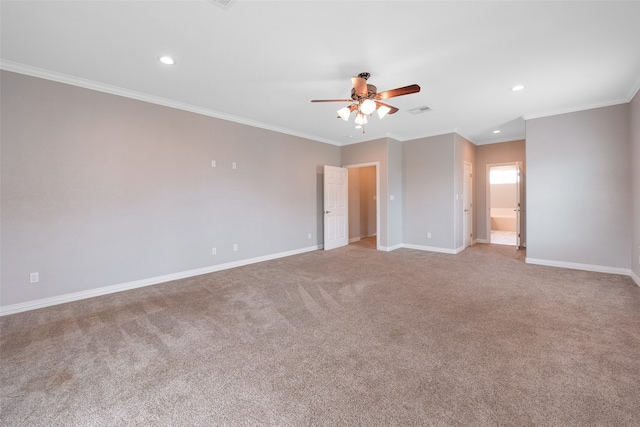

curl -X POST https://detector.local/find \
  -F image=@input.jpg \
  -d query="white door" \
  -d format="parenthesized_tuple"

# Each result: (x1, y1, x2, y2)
(324, 165, 348, 250)
(463, 162, 473, 248)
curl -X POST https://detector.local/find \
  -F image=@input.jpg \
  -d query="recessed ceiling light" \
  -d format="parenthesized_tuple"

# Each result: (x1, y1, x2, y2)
(511, 85, 525, 91)
(493, 130, 501, 134)
(159, 56, 175, 65)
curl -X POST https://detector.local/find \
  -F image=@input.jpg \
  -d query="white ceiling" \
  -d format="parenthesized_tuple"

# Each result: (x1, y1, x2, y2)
(2, 1, 639, 146)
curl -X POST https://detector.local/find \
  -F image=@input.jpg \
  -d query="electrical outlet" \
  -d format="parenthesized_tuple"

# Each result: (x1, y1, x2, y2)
(212, 248, 217, 255)
(427, 232, 432, 238)
(30, 272, 39, 284)
(232, 162, 237, 170)
(308, 233, 312, 239)
(233, 244, 238, 251)
(211, 160, 216, 168)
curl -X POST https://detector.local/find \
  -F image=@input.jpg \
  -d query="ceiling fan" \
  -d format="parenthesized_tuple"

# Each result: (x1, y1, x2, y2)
(311, 72, 420, 132)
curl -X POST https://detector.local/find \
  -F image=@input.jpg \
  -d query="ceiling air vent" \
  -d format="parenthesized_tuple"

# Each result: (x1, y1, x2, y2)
(408, 106, 432, 115)
(207, 0, 237, 10)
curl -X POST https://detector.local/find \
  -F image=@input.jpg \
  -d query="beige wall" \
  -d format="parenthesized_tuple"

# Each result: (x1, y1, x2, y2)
(359, 166, 377, 238)
(348, 168, 361, 240)
(347, 166, 376, 240)
(475, 140, 526, 243)
(491, 183, 517, 209)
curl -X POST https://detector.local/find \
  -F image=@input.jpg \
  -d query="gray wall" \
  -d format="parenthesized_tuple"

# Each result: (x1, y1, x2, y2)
(526, 105, 631, 269)
(631, 90, 640, 281)
(403, 134, 456, 250)
(475, 140, 526, 243)
(3, 70, 638, 311)
(387, 139, 404, 248)
(1, 71, 340, 307)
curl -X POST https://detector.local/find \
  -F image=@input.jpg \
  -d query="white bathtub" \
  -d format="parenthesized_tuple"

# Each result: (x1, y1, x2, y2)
(491, 207, 517, 231)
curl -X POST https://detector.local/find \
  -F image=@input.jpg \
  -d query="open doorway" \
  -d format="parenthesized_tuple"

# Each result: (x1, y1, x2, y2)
(488, 164, 518, 246)
(346, 163, 379, 250)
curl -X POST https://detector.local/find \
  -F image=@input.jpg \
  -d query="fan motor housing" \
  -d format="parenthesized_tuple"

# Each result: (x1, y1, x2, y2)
(351, 84, 377, 100)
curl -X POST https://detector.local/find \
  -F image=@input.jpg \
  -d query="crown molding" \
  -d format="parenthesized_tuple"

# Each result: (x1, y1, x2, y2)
(522, 98, 630, 121)
(387, 128, 460, 144)
(0, 60, 342, 146)
(628, 74, 640, 102)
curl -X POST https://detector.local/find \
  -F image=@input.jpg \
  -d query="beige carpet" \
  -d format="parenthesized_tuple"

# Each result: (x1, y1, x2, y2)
(2, 241, 639, 426)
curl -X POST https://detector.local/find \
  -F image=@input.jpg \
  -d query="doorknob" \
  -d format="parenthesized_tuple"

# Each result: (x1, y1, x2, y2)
(324, 210, 331, 214)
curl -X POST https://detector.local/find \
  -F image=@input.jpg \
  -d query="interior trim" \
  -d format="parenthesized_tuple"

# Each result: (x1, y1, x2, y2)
(402, 244, 457, 255)
(525, 257, 632, 276)
(631, 270, 640, 287)
(0, 60, 342, 147)
(0, 245, 322, 316)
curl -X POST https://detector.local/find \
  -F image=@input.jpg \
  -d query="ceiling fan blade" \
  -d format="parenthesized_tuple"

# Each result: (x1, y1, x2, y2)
(375, 84, 421, 100)
(311, 99, 353, 103)
(375, 101, 399, 115)
(351, 76, 368, 97)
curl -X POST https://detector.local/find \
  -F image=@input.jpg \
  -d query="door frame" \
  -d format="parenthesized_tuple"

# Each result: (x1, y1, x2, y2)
(463, 161, 473, 249)
(486, 162, 520, 247)
(344, 162, 381, 251)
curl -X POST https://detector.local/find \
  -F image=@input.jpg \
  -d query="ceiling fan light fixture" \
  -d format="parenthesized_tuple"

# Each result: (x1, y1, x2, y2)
(337, 107, 351, 121)
(377, 105, 392, 120)
(360, 99, 376, 115)
(354, 113, 368, 125)
(311, 73, 420, 129)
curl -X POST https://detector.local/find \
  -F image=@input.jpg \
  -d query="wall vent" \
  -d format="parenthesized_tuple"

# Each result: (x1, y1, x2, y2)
(408, 106, 432, 114)
(207, 0, 237, 10)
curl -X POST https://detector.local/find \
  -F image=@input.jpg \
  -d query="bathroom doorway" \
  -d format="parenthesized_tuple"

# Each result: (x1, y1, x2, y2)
(488, 164, 519, 246)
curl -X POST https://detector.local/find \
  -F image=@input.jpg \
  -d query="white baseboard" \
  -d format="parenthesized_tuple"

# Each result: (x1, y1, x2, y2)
(5, 245, 635, 316)
(349, 237, 361, 243)
(476, 239, 490, 244)
(402, 244, 457, 255)
(380, 244, 403, 252)
(525, 257, 632, 276)
(0, 245, 322, 317)
(631, 270, 640, 287)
